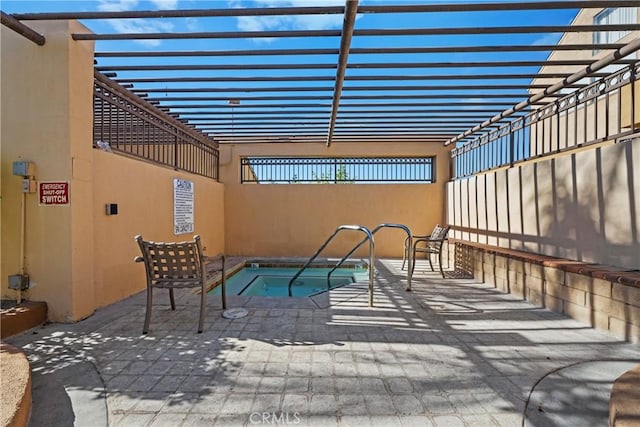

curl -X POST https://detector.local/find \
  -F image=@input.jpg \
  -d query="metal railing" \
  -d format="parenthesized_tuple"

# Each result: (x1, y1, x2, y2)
(327, 223, 413, 291)
(93, 72, 220, 181)
(288, 225, 376, 306)
(241, 156, 435, 184)
(452, 62, 639, 179)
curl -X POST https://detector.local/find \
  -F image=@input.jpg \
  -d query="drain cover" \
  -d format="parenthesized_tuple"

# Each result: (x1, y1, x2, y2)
(222, 308, 248, 319)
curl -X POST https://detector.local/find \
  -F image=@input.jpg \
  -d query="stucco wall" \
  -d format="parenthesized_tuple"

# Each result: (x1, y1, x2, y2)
(1, 20, 95, 322)
(92, 151, 224, 308)
(1, 20, 224, 321)
(221, 142, 451, 258)
(447, 138, 640, 270)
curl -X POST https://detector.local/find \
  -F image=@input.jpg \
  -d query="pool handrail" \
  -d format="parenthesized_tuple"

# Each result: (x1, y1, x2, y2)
(288, 225, 376, 307)
(327, 223, 413, 291)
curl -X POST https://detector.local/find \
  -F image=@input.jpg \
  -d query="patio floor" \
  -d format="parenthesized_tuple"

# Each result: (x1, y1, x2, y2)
(7, 259, 640, 427)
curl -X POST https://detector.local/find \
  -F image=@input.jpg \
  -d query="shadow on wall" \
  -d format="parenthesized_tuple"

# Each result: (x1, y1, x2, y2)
(449, 140, 639, 270)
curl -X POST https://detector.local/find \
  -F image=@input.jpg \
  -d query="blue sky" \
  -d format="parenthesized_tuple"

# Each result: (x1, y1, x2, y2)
(2, 1, 582, 136)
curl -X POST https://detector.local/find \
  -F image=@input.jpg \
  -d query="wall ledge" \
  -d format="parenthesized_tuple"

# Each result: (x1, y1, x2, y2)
(450, 239, 640, 288)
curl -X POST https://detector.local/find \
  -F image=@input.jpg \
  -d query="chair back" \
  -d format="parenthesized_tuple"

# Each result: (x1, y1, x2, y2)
(428, 225, 450, 251)
(135, 235, 205, 288)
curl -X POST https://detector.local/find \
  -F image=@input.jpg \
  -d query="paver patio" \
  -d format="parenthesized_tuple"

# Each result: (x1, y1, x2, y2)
(8, 259, 640, 426)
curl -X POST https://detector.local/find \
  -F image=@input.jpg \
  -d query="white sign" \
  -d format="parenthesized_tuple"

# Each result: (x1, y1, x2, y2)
(173, 178, 194, 235)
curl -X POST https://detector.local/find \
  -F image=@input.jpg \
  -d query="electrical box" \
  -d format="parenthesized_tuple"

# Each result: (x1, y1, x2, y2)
(21, 178, 37, 193)
(8, 274, 29, 291)
(12, 161, 35, 177)
(105, 203, 118, 215)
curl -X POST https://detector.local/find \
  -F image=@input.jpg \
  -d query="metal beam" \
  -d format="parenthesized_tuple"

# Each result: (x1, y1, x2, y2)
(447, 39, 640, 145)
(73, 24, 640, 41)
(15, 2, 638, 20)
(0, 11, 45, 45)
(135, 84, 574, 95)
(96, 59, 633, 72)
(113, 72, 609, 84)
(94, 43, 625, 58)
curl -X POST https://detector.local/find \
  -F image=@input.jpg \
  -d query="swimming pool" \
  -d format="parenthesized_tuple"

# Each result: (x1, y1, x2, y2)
(209, 266, 369, 297)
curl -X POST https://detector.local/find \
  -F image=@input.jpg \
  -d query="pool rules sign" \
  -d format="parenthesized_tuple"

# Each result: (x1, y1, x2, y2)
(173, 178, 194, 235)
(39, 181, 69, 206)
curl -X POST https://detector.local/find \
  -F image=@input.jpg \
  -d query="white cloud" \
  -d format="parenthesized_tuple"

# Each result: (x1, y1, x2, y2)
(97, 0, 139, 12)
(531, 33, 562, 46)
(149, 0, 179, 9)
(104, 18, 175, 46)
(230, 0, 351, 42)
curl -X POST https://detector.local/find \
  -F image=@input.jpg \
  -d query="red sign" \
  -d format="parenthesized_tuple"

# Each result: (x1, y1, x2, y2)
(39, 181, 69, 206)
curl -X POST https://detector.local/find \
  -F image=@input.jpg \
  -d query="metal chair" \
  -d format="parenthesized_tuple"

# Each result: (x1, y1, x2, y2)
(134, 235, 225, 334)
(403, 225, 450, 278)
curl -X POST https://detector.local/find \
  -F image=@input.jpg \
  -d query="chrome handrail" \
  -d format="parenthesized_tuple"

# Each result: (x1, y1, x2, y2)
(327, 223, 413, 291)
(288, 225, 376, 307)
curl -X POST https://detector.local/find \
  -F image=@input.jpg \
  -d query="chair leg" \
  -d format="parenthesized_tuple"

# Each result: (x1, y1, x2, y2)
(401, 238, 409, 270)
(198, 285, 206, 333)
(428, 254, 434, 272)
(143, 286, 153, 335)
(411, 247, 418, 276)
(169, 288, 176, 310)
(438, 250, 445, 279)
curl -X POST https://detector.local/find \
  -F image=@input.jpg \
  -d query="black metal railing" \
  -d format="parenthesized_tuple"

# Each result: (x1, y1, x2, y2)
(452, 62, 639, 179)
(240, 156, 435, 184)
(93, 72, 219, 181)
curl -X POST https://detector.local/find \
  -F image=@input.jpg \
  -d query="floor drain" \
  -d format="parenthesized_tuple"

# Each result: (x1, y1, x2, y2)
(222, 308, 248, 319)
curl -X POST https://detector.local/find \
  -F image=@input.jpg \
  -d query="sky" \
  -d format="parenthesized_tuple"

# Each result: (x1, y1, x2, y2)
(1, 0, 584, 140)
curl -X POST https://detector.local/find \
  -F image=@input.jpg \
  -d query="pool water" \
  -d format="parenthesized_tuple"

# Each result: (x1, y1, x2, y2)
(209, 267, 369, 297)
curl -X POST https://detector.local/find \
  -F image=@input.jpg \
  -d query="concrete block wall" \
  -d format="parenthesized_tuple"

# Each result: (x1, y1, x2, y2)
(446, 242, 640, 343)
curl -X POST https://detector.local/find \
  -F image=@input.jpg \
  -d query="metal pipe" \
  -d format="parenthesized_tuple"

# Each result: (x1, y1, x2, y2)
(95, 43, 625, 58)
(96, 59, 632, 72)
(288, 225, 375, 307)
(74, 24, 640, 41)
(113, 73, 608, 84)
(327, 223, 413, 291)
(447, 38, 640, 145)
(326, 0, 358, 147)
(1, 11, 45, 45)
(14, 6, 345, 20)
(14, 1, 638, 20)
(18, 191, 26, 304)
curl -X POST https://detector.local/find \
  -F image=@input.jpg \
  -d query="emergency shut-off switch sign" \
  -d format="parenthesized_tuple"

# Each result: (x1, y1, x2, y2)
(38, 181, 69, 206)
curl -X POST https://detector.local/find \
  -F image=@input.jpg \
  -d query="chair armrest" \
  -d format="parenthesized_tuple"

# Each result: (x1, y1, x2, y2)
(413, 237, 442, 244)
(134, 256, 144, 263)
(412, 234, 432, 240)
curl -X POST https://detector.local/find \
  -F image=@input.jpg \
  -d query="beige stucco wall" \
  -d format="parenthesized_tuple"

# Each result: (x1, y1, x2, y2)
(1, 20, 95, 322)
(92, 151, 224, 308)
(1, 20, 224, 321)
(221, 142, 451, 258)
(448, 138, 640, 270)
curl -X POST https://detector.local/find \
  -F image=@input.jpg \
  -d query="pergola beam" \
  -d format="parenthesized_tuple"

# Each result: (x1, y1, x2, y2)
(94, 43, 625, 58)
(0, 11, 45, 45)
(16, 2, 640, 20)
(74, 24, 640, 41)
(113, 73, 608, 84)
(96, 59, 634, 72)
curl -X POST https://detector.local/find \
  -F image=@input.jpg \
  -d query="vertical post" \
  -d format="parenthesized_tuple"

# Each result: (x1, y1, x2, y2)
(221, 255, 226, 310)
(368, 237, 375, 308)
(508, 122, 515, 166)
(631, 65, 637, 134)
(174, 132, 179, 171)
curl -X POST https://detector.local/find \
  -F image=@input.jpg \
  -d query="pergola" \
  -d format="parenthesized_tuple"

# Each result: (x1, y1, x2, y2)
(2, 1, 639, 149)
